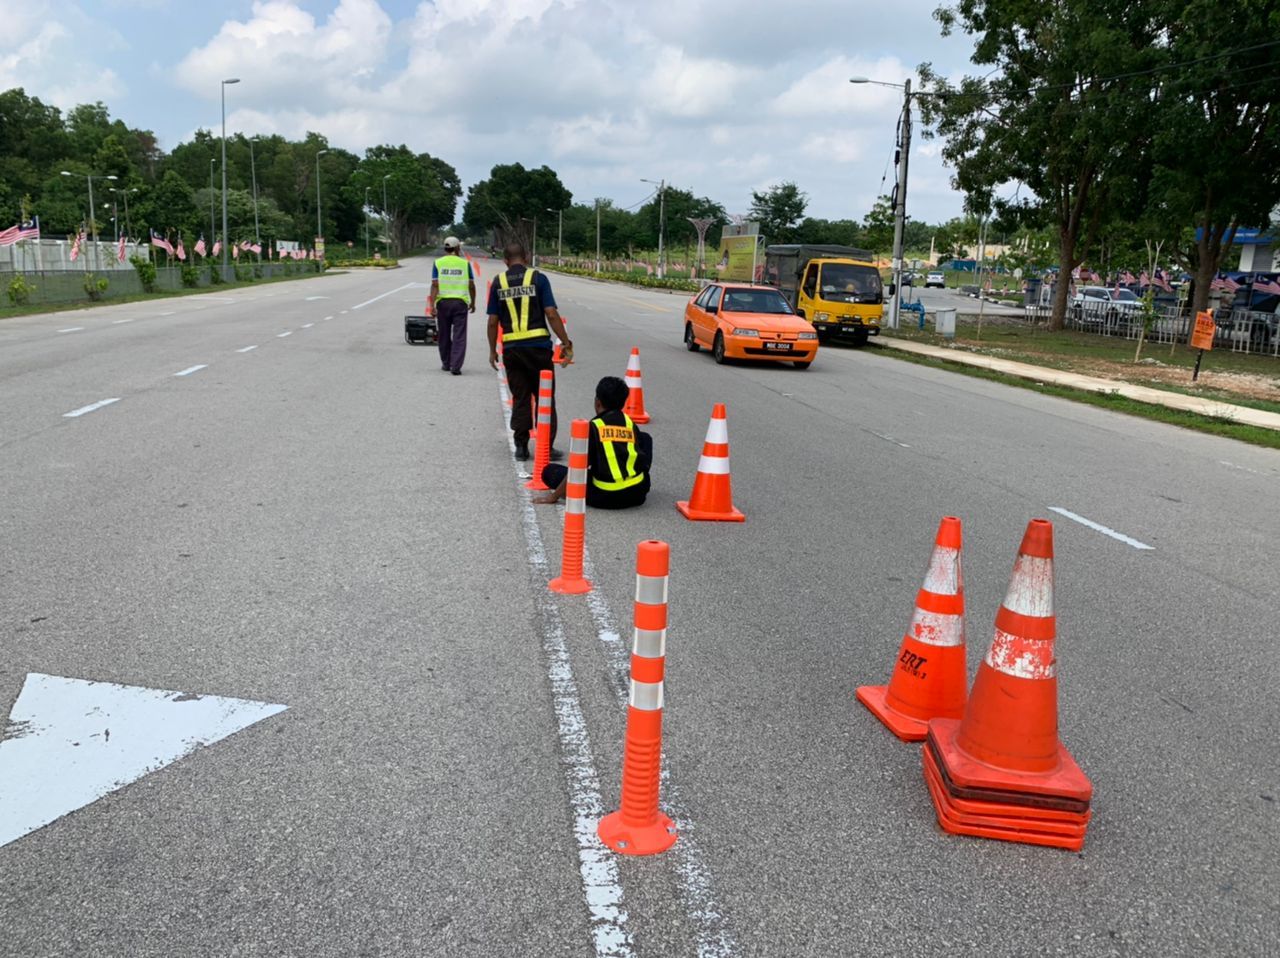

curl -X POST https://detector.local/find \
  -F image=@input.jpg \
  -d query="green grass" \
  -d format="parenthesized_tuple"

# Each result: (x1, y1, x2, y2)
(867, 342, 1280, 449)
(0, 269, 337, 321)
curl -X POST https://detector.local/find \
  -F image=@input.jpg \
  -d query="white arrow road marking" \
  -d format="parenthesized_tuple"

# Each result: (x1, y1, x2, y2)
(173, 365, 208, 377)
(63, 398, 121, 418)
(1048, 507, 1154, 551)
(0, 673, 287, 848)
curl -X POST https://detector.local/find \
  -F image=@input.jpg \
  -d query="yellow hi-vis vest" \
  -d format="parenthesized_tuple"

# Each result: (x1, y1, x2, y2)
(591, 414, 645, 491)
(435, 254, 471, 301)
(497, 268, 550, 342)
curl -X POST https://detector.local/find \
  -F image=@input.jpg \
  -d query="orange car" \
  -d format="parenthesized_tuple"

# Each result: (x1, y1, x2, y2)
(683, 283, 819, 368)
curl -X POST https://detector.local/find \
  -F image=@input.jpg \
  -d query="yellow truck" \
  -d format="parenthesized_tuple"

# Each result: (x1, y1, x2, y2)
(762, 244, 883, 345)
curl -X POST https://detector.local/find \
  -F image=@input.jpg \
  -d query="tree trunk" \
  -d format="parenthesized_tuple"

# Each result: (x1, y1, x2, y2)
(1049, 229, 1077, 330)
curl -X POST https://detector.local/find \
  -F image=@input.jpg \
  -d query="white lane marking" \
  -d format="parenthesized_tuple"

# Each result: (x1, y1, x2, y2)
(868, 430, 910, 448)
(301, 323, 314, 328)
(1218, 459, 1264, 476)
(173, 365, 208, 377)
(0, 673, 286, 849)
(63, 398, 121, 418)
(323, 315, 333, 321)
(236, 345, 258, 353)
(305, 296, 328, 301)
(57, 327, 84, 333)
(578, 547, 738, 958)
(158, 311, 175, 316)
(276, 331, 292, 338)
(1048, 507, 1154, 551)
(501, 390, 635, 958)
(340, 310, 348, 314)
(111, 318, 134, 325)
(350, 281, 427, 311)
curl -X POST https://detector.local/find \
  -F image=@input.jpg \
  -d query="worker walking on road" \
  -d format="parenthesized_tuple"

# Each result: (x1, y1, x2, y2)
(534, 377, 652, 509)
(487, 241, 573, 461)
(429, 236, 476, 375)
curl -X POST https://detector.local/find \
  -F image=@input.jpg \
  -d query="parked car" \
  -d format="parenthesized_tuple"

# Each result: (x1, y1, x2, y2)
(1071, 286, 1141, 327)
(683, 283, 819, 369)
(924, 271, 946, 289)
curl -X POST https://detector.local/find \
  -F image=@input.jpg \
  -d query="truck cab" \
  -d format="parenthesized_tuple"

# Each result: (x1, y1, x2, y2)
(763, 244, 883, 345)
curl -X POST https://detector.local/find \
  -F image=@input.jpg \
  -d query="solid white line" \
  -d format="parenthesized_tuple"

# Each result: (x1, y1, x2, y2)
(276, 331, 292, 338)
(57, 327, 84, 333)
(501, 388, 635, 958)
(301, 323, 314, 328)
(63, 398, 120, 418)
(173, 364, 208, 377)
(1048, 507, 1154, 551)
(111, 318, 134, 324)
(236, 345, 258, 353)
(350, 282, 417, 311)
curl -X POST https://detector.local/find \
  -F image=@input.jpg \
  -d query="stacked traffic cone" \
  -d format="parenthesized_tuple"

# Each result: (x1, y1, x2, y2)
(552, 318, 570, 365)
(548, 419, 592, 595)
(857, 516, 968, 741)
(525, 370, 554, 491)
(598, 540, 677, 855)
(676, 404, 744, 522)
(622, 347, 650, 423)
(925, 519, 1093, 851)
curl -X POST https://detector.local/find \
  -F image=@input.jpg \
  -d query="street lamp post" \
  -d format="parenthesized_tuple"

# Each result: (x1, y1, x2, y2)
(221, 77, 240, 276)
(595, 199, 601, 272)
(851, 76, 912, 329)
(315, 149, 329, 247)
(546, 207, 563, 262)
(60, 170, 117, 271)
(114, 187, 138, 241)
(248, 134, 261, 250)
(365, 186, 371, 257)
(209, 159, 217, 256)
(382, 174, 391, 255)
(640, 178, 666, 278)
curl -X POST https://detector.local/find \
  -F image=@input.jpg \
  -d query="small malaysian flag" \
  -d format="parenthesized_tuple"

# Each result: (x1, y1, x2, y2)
(0, 225, 19, 246)
(1211, 277, 1226, 291)
(70, 229, 84, 261)
(1121, 270, 1136, 285)
(117, 235, 126, 262)
(1153, 268, 1172, 292)
(195, 235, 207, 257)
(250, 243, 261, 255)
(1139, 270, 1150, 287)
(176, 238, 186, 262)
(17, 217, 39, 241)
(150, 230, 173, 255)
(232, 243, 239, 259)
(1252, 277, 1280, 296)
(213, 239, 222, 256)
(1222, 276, 1241, 293)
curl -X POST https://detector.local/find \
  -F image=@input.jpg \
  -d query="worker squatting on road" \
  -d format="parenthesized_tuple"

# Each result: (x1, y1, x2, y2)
(534, 376, 652, 509)
(428, 236, 477, 375)
(487, 241, 573, 461)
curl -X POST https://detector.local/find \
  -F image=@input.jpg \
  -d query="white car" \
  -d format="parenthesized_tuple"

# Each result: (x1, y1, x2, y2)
(924, 272, 946, 289)
(1071, 286, 1141, 324)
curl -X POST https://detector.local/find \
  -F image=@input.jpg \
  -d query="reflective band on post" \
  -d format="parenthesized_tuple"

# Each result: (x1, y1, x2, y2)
(635, 573, 669, 605)
(568, 467, 588, 484)
(566, 498, 585, 515)
(629, 679, 664, 711)
(696, 454, 731, 475)
(633, 627, 666, 659)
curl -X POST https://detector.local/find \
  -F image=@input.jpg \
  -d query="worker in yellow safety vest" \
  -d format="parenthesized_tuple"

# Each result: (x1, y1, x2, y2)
(486, 241, 573, 461)
(534, 377, 652, 509)
(429, 236, 477, 375)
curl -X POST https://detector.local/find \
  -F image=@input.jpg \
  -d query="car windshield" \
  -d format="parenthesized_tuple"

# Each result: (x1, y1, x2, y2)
(721, 289, 794, 313)
(1113, 289, 1138, 302)
(819, 264, 882, 302)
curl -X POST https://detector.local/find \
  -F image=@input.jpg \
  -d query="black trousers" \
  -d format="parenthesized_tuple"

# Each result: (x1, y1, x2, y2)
(505, 346, 557, 445)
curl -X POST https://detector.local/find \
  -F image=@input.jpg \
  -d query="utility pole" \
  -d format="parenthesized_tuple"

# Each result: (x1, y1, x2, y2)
(209, 158, 217, 255)
(888, 79, 912, 330)
(595, 200, 601, 272)
(220, 77, 240, 276)
(248, 135, 261, 249)
(315, 149, 329, 244)
(365, 186, 371, 257)
(640, 178, 666, 277)
(546, 207, 563, 262)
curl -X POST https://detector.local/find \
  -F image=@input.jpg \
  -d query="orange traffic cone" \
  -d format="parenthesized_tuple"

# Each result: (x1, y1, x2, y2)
(622, 347, 650, 423)
(925, 519, 1093, 850)
(525, 370, 555, 491)
(598, 540, 677, 855)
(676, 403, 744, 522)
(548, 419, 592, 595)
(857, 516, 968, 741)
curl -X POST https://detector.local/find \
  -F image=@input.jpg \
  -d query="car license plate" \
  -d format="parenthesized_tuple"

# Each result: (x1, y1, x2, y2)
(764, 341, 791, 351)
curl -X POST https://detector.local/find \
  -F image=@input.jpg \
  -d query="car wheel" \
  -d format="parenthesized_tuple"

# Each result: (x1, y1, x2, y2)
(405, 331, 412, 344)
(684, 322, 700, 352)
(712, 331, 727, 365)
(793, 360, 811, 370)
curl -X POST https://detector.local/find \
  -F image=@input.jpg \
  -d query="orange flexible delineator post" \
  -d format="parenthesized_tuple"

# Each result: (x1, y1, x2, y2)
(549, 419, 592, 595)
(525, 370, 554, 490)
(599, 540, 677, 856)
(857, 516, 968, 741)
(676, 403, 744, 522)
(622, 347, 650, 423)
(925, 519, 1093, 851)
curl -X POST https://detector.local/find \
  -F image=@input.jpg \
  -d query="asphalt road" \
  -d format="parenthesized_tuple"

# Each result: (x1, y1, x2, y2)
(1, 258, 1277, 957)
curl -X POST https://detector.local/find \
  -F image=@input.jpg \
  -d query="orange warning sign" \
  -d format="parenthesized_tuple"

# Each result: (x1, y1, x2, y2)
(1190, 310, 1216, 351)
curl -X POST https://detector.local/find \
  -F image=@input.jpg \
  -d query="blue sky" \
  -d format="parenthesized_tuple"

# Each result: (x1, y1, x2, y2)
(2, 0, 980, 224)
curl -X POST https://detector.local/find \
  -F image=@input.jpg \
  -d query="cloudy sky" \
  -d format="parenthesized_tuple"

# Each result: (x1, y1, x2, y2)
(2, 0, 980, 224)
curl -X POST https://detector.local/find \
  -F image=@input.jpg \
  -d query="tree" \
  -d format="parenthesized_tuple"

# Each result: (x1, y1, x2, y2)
(749, 182, 807, 243)
(1147, 0, 1280, 311)
(861, 195, 897, 255)
(462, 163, 571, 251)
(919, 0, 1165, 328)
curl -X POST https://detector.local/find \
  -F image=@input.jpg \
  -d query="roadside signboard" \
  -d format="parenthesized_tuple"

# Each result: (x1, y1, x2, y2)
(1190, 310, 1215, 350)
(315, 237, 326, 258)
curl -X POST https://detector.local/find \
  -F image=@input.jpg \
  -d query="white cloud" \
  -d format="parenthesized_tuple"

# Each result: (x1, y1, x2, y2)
(0, 2, 126, 107)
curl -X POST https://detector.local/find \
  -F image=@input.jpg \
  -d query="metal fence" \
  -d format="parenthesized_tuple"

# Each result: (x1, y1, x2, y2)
(3, 261, 322, 307)
(1019, 304, 1280, 357)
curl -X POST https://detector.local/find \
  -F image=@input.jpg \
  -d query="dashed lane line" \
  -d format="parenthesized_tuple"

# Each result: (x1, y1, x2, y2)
(1048, 506, 1154, 551)
(111, 319, 134, 325)
(173, 365, 208, 377)
(63, 398, 121, 418)
(57, 327, 84, 333)
(236, 345, 258, 353)
(277, 331, 293, 338)
(301, 323, 314, 328)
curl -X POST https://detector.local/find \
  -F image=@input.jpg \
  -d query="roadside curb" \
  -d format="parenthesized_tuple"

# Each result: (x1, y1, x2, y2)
(877, 336, 1280, 432)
